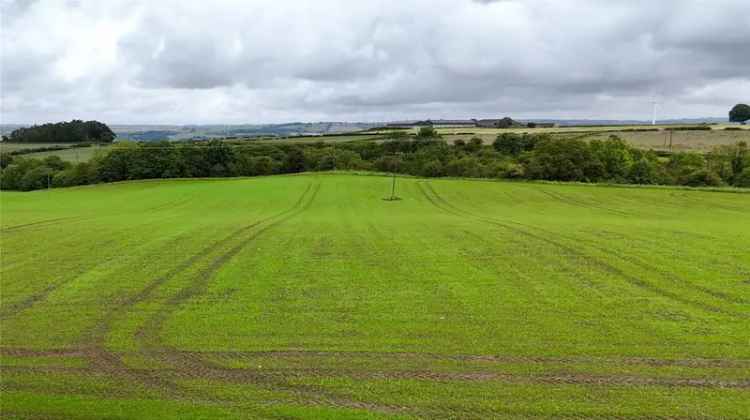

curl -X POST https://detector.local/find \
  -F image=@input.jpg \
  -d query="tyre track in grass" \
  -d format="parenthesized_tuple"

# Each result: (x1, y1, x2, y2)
(1, 183, 409, 415)
(128, 182, 322, 397)
(0, 206, 207, 320)
(417, 181, 736, 317)
(3, 348, 748, 418)
(80, 183, 318, 400)
(125, 180, 462, 415)
(134, 181, 321, 354)
(0, 216, 86, 234)
(534, 187, 632, 218)
(5, 347, 749, 369)
(5, 363, 749, 389)
(0, 238, 122, 320)
(507, 222, 750, 307)
(131, 182, 394, 409)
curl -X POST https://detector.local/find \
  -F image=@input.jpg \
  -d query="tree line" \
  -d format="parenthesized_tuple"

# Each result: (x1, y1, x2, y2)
(1, 130, 749, 191)
(3, 120, 116, 143)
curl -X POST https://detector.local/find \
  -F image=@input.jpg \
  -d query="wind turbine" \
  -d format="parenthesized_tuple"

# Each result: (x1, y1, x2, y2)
(650, 98, 659, 126)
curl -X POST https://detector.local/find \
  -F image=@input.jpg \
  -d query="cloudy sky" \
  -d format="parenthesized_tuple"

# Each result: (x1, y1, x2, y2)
(2, 0, 749, 124)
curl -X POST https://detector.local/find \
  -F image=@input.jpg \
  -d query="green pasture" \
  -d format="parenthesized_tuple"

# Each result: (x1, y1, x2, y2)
(1, 174, 749, 418)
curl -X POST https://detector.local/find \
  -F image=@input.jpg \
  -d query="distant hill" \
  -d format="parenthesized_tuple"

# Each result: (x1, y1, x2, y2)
(111, 122, 380, 141)
(519, 117, 729, 126)
(2, 118, 732, 143)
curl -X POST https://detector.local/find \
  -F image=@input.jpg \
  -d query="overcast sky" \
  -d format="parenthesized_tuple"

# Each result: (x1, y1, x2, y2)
(2, 0, 749, 124)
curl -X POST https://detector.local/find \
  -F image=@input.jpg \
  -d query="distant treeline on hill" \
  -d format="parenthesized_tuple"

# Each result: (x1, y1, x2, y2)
(3, 120, 115, 143)
(1, 130, 749, 191)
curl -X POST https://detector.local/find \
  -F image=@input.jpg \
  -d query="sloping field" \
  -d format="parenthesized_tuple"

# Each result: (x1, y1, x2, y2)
(1, 174, 749, 418)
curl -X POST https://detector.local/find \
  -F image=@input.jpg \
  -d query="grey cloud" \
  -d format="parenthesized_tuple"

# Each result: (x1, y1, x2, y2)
(2, 0, 749, 124)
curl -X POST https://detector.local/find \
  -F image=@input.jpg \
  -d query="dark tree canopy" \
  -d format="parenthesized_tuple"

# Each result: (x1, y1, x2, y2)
(7, 120, 116, 143)
(729, 104, 750, 124)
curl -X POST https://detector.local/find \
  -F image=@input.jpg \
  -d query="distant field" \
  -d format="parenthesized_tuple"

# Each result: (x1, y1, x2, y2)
(258, 125, 749, 152)
(429, 123, 748, 136)
(0, 143, 84, 153)
(440, 127, 749, 152)
(566, 129, 750, 152)
(254, 134, 385, 144)
(2, 174, 749, 418)
(1, 143, 113, 162)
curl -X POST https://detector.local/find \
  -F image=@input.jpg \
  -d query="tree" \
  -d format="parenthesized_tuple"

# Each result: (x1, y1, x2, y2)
(416, 126, 439, 139)
(729, 104, 750, 124)
(589, 136, 635, 181)
(493, 133, 524, 156)
(466, 137, 483, 153)
(283, 147, 306, 173)
(8, 120, 116, 143)
(0, 153, 14, 169)
(493, 133, 545, 157)
(523, 138, 594, 181)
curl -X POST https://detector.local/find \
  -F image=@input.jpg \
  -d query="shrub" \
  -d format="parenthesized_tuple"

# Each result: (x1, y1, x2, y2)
(734, 168, 750, 187)
(629, 158, 658, 184)
(420, 160, 444, 177)
(445, 156, 482, 178)
(684, 169, 723, 187)
(665, 126, 712, 131)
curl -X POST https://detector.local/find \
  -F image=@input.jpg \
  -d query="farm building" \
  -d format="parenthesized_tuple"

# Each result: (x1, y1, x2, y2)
(415, 119, 477, 128)
(386, 121, 419, 129)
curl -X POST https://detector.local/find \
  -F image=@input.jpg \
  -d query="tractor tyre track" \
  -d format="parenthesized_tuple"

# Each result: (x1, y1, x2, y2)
(508, 222, 749, 307)
(78, 183, 317, 400)
(417, 182, 738, 317)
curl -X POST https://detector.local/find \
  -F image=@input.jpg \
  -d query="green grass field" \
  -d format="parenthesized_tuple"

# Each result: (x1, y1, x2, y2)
(1, 174, 749, 418)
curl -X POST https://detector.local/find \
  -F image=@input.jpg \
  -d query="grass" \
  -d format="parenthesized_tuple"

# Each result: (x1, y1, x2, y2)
(1, 173, 749, 418)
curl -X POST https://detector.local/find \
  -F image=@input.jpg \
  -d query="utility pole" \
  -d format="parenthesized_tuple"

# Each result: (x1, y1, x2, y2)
(331, 142, 336, 171)
(390, 171, 397, 200)
(385, 152, 402, 201)
(669, 129, 673, 152)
